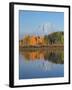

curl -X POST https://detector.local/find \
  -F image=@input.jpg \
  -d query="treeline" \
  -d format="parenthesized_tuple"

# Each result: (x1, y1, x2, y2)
(44, 32, 64, 45)
(19, 31, 64, 47)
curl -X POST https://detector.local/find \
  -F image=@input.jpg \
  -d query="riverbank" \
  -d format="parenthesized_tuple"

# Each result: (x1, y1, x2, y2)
(19, 45, 64, 51)
(20, 44, 64, 48)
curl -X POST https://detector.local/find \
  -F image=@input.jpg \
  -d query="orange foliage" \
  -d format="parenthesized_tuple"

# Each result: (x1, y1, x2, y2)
(29, 36, 44, 46)
(20, 35, 44, 46)
(29, 36, 37, 46)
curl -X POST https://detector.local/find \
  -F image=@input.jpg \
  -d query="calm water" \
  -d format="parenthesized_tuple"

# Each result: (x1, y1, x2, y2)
(19, 48, 64, 79)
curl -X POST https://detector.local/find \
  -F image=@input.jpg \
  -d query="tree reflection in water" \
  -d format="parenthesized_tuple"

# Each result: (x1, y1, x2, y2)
(20, 48, 64, 64)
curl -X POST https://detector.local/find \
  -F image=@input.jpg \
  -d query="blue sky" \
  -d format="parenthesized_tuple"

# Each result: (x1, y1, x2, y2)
(19, 10, 64, 39)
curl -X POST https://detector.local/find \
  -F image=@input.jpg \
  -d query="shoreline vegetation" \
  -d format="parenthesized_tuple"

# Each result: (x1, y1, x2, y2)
(20, 44, 64, 47)
(19, 45, 64, 52)
(19, 32, 64, 64)
(19, 31, 64, 48)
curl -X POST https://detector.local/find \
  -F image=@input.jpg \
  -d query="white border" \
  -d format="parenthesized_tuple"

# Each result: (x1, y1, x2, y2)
(14, 4, 69, 86)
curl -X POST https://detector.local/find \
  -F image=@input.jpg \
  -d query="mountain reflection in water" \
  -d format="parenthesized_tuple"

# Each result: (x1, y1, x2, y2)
(19, 48, 64, 79)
